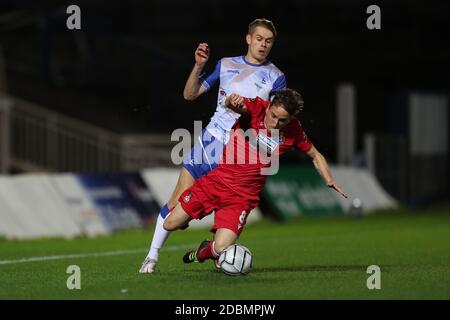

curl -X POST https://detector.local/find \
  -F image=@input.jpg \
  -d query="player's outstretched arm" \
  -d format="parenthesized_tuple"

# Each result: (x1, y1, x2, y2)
(306, 146, 348, 198)
(224, 93, 247, 113)
(183, 43, 210, 101)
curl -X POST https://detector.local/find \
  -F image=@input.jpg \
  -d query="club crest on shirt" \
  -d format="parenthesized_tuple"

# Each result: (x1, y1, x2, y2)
(183, 192, 193, 203)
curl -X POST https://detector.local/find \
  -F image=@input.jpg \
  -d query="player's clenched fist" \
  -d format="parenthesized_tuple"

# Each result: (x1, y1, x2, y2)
(225, 93, 245, 110)
(195, 43, 210, 67)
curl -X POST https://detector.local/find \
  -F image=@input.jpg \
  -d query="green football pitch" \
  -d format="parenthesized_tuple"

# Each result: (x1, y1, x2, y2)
(1, 207, 449, 300)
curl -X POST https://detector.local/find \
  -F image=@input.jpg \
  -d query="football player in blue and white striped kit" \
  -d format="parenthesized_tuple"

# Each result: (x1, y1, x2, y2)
(140, 18, 286, 273)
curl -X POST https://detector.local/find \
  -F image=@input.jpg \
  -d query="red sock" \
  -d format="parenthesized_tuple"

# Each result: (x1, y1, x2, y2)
(197, 241, 219, 261)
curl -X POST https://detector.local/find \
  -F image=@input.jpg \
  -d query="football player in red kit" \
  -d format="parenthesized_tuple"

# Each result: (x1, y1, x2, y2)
(163, 88, 348, 266)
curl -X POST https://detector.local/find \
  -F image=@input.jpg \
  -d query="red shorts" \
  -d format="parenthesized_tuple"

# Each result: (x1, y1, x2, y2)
(179, 175, 257, 236)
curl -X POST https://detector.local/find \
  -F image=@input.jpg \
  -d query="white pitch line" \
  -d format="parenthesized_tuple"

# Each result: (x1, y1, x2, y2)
(0, 243, 197, 266)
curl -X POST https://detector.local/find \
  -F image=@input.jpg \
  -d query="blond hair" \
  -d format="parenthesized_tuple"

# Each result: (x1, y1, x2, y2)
(248, 18, 277, 38)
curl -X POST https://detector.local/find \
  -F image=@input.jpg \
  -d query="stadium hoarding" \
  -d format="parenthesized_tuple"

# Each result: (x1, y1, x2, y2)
(76, 172, 160, 231)
(0, 174, 82, 239)
(262, 165, 344, 220)
(328, 165, 397, 213)
(51, 174, 110, 236)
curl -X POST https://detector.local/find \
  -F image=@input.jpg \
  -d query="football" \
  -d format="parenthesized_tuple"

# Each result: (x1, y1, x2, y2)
(218, 244, 253, 275)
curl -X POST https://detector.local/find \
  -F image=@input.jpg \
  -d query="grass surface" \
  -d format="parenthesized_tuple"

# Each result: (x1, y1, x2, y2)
(0, 209, 449, 300)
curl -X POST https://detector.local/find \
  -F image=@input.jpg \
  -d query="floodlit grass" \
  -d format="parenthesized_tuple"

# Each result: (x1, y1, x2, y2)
(0, 208, 449, 299)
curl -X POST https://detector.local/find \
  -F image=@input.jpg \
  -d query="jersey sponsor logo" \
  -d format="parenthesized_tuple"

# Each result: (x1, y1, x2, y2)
(247, 131, 280, 156)
(257, 132, 279, 154)
(183, 192, 193, 203)
(227, 69, 240, 74)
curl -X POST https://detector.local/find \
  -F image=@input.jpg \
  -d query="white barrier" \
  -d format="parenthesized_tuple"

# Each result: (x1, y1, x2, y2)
(0, 177, 27, 238)
(0, 174, 81, 239)
(50, 174, 110, 236)
(0, 174, 114, 239)
(140, 167, 262, 230)
(329, 165, 397, 213)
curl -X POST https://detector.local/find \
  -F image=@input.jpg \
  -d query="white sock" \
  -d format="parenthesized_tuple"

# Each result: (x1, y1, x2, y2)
(146, 212, 171, 261)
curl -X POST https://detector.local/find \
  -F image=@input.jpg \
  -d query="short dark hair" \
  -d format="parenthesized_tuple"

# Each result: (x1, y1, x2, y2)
(248, 18, 277, 38)
(270, 89, 305, 117)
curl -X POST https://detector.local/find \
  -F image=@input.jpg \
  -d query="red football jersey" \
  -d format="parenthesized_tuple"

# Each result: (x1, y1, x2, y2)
(206, 96, 313, 203)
